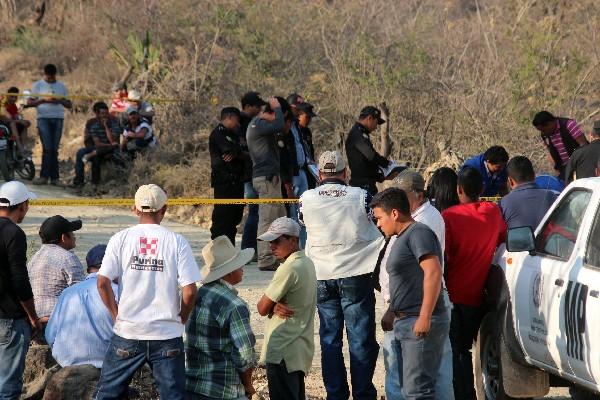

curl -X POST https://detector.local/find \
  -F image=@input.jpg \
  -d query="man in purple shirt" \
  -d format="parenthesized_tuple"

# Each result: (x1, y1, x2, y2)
(532, 111, 587, 180)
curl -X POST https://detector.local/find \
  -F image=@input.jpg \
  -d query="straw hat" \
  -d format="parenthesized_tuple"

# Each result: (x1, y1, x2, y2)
(201, 236, 255, 284)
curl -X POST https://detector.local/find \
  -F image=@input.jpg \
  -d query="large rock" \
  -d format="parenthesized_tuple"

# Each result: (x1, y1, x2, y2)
(21, 344, 59, 400)
(42, 365, 100, 400)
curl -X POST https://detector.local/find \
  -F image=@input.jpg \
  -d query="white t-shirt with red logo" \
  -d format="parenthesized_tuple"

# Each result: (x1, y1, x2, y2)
(98, 223, 201, 340)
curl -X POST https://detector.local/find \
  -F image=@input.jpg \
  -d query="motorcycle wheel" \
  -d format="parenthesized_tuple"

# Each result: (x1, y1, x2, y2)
(15, 159, 35, 180)
(0, 150, 15, 182)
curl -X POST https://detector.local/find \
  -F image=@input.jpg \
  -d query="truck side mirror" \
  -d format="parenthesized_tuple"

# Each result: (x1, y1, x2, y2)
(506, 226, 535, 253)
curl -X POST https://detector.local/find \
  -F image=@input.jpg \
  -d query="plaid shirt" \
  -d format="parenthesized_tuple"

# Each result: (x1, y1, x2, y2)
(185, 280, 256, 398)
(27, 244, 85, 318)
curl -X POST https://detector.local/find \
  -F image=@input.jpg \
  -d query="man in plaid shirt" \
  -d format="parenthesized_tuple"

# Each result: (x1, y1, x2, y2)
(185, 236, 256, 399)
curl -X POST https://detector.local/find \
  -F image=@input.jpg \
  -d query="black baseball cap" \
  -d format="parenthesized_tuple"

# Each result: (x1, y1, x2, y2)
(39, 215, 82, 243)
(297, 102, 316, 117)
(287, 93, 304, 106)
(359, 106, 385, 125)
(241, 91, 267, 108)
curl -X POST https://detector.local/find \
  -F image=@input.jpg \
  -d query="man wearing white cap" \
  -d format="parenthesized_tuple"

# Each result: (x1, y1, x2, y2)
(186, 236, 256, 399)
(299, 150, 383, 400)
(125, 89, 155, 122)
(256, 217, 316, 400)
(0, 181, 41, 398)
(95, 184, 201, 399)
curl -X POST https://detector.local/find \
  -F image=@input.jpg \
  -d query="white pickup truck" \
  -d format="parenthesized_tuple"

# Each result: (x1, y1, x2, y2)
(475, 177, 600, 400)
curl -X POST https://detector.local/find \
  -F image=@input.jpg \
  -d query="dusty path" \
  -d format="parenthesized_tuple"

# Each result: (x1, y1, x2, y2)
(18, 182, 569, 399)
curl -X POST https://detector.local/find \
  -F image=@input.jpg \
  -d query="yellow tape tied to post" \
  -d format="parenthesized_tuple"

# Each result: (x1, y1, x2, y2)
(30, 198, 298, 206)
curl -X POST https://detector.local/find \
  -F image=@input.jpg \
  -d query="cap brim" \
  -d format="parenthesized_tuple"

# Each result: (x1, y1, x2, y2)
(377, 117, 386, 125)
(257, 231, 283, 242)
(201, 248, 255, 284)
(69, 219, 83, 232)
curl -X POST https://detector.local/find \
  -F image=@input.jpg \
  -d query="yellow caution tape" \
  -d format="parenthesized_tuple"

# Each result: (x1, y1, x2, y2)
(481, 197, 501, 202)
(1, 92, 180, 104)
(30, 198, 298, 206)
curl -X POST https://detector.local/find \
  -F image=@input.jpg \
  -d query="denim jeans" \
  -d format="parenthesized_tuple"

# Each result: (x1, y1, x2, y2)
(394, 313, 450, 400)
(95, 335, 185, 400)
(290, 170, 308, 248)
(241, 182, 258, 252)
(37, 118, 63, 180)
(317, 274, 379, 400)
(0, 318, 31, 400)
(383, 293, 454, 400)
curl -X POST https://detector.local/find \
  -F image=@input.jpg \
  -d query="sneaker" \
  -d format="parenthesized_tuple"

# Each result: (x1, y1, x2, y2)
(32, 177, 48, 185)
(50, 179, 66, 187)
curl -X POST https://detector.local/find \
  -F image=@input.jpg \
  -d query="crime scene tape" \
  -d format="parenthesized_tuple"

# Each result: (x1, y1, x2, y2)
(30, 198, 299, 206)
(30, 197, 501, 206)
(1, 92, 181, 104)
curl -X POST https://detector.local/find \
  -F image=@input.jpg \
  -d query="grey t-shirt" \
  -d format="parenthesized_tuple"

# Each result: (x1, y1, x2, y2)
(246, 109, 284, 179)
(386, 222, 445, 316)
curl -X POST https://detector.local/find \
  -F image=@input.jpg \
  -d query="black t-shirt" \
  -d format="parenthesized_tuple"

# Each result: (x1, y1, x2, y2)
(565, 140, 600, 181)
(209, 123, 245, 186)
(0, 217, 33, 319)
(387, 222, 445, 316)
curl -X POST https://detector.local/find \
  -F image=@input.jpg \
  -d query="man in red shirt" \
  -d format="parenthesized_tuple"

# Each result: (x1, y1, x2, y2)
(3, 87, 31, 154)
(442, 166, 506, 400)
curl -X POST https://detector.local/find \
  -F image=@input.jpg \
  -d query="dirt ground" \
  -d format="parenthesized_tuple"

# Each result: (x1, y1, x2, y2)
(19, 182, 570, 399)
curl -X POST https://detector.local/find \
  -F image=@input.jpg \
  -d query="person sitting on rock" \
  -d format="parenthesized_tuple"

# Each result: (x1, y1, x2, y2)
(121, 106, 156, 157)
(45, 245, 117, 368)
(28, 215, 86, 326)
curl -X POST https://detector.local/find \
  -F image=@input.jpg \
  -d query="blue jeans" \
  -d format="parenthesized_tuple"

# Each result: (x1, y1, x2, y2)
(241, 182, 258, 252)
(383, 293, 454, 400)
(37, 118, 63, 180)
(0, 318, 31, 400)
(95, 335, 185, 400)
(290, 170, 308, 248)
(394, 313, 451, 400)
(317, 274, 379, 400)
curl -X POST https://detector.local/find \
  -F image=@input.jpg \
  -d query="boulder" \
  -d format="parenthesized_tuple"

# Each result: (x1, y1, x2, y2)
(21, 344, 59, 400)
(42, 365, 100, 400)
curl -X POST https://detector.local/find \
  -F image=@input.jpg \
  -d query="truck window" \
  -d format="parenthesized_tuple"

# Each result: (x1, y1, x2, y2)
(585, 204, 600, 268)
(535, 189, 592, 260)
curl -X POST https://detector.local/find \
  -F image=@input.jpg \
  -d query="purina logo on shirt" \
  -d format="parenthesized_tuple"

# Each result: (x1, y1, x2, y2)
(130, 237, 164, 272)
(140, 237, 158, 256)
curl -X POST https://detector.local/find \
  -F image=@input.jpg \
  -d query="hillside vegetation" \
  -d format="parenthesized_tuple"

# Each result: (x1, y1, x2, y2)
(1, 0, 599, 204)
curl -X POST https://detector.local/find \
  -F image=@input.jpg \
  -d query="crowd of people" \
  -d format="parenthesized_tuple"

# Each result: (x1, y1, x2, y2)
(0, 63, 157, 188)
(1, 80, 600, 400)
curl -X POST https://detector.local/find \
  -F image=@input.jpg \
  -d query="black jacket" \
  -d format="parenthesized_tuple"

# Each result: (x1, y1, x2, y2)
(345, 122, 389, 187)
(209, 123, 246, 187)
(0, 218, 32, 319)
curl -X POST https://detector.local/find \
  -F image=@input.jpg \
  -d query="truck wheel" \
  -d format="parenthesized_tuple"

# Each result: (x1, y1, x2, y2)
(475, 313, 524, 400)
(570, 386, 600, 400)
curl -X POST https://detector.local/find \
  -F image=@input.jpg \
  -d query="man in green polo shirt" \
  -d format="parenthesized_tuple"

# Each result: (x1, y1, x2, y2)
(256, 217, 317, 400)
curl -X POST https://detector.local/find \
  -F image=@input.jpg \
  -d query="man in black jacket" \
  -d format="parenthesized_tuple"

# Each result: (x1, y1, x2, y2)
(0, 181, 41, 398)
(209, 107, 248, 245)
(345, 106, 390, 194)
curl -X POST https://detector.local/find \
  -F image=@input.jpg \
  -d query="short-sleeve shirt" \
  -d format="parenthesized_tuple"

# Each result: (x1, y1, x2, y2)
(31, 79, 68, 119)
(124, 121, 156, 147)
(386, 222, 445, 316)
(498, 182, 557, 230)
(85, 117, 121, 145)
(98, 223, 201, 340)
(260, 251, 317, 374)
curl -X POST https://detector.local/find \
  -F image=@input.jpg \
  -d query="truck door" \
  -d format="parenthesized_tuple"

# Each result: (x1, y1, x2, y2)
(515, 189, 592, 375)
(567, 199, 600, 386)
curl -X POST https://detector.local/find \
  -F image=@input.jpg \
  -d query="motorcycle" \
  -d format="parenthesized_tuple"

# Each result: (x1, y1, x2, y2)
(0, 123, 35, 181)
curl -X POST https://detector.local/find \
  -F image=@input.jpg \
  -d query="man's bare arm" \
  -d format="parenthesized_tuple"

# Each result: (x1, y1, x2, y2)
(180, 283, 197, 324)
(97, 275, 118, 321)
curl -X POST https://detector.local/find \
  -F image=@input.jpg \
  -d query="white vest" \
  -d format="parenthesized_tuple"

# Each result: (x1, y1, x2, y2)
(300, 183, 384, 280)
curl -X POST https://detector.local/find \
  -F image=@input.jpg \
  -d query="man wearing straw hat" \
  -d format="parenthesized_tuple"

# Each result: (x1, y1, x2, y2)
(256, 217, 317, 400)
(95, 184, 201, 400)
(185, 236, 256, 399)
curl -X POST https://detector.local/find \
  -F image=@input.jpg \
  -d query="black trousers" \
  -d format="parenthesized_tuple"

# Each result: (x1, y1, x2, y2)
(450, 303, 485, 400)
(210, 182, 245, 246)
(266, 361, 305, 400)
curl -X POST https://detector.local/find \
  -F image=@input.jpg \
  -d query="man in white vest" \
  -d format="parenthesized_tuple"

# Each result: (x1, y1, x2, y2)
(299, 150, 383, 400)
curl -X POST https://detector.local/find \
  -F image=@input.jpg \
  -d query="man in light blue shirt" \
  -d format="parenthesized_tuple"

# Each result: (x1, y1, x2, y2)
(28, 64, 72, 185)
(45, 245, 116, 368)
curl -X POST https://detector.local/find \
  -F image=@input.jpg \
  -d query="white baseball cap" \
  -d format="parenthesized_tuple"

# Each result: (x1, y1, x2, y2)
(127, 89, 142, 101)
(0, 181, 37, 206)
(319, 150, 346, 173)
(135, 184, 167, 212)
(257, 217, 301, 242)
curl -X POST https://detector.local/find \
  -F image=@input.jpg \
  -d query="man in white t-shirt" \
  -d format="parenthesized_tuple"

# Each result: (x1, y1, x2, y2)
(28, 64, 72, 186)
(378, 170, 454, 400)
(121, 106, 156, 156)
(95, 184, 201, 399)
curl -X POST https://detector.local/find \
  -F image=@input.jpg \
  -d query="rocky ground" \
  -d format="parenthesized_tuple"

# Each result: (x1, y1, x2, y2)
(18, 182, 569, 399)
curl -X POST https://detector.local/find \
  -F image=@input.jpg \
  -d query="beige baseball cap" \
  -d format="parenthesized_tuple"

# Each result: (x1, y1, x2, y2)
(319, 150, 346, 173)
(135, 184, 167, 212)
(393, 170, 425, 192)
